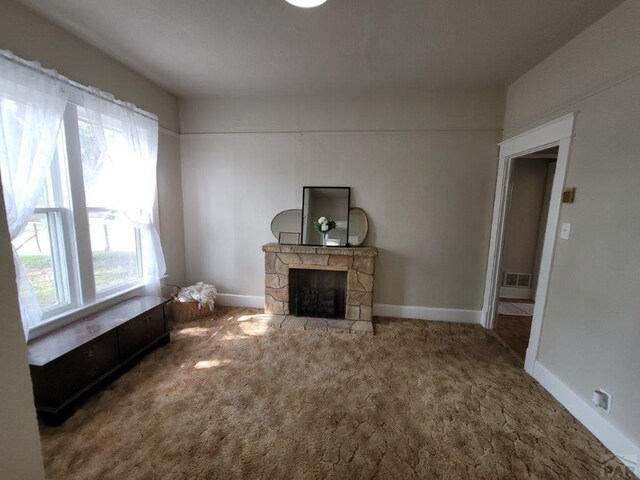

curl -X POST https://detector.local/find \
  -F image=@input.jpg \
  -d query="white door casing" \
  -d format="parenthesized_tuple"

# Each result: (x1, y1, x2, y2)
(481, 113, 575, 375)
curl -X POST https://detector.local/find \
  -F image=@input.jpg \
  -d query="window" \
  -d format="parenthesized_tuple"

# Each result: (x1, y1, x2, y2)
(11, 102, 145, 329)
(87, 209, 141, 293)
(13, 211, 67, 309)
(13, 128, 73, 316)
(1, 52, 163, 341)
(77, 108, 143, 296)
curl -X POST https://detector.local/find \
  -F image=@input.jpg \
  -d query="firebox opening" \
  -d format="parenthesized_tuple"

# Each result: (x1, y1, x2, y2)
(289, 268, 347, 319)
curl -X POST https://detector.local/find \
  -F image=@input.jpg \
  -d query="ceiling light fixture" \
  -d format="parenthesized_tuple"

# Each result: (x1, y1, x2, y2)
(285, 0, 328, 8)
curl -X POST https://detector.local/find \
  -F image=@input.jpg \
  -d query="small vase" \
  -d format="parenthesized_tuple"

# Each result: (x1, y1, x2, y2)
(322, 233, 328, 247)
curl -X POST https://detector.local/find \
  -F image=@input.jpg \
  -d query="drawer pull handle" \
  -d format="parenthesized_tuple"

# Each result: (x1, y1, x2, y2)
(86, 348, 94, 358)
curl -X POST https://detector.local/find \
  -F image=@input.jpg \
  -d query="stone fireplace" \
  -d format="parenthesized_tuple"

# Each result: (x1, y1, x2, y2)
(262, 243, 377, 333)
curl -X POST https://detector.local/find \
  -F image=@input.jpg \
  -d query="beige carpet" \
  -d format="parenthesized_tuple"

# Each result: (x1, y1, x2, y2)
(40, 307, 627, 479)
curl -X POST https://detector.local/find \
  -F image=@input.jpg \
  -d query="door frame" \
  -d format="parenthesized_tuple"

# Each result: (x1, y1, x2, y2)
(481, 113, 575, 375)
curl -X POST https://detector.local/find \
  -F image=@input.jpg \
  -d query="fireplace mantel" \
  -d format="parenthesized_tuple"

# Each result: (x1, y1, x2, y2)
(262, 243, 377, 325)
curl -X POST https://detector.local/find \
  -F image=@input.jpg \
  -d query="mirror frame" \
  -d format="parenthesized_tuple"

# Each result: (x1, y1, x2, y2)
(348, 207, 369, 247)
(301, 186, 351, 247)
(270, 208, 302, 240)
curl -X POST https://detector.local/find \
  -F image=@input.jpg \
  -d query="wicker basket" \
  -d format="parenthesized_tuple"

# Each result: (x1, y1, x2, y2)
(170, 297, 214, 323)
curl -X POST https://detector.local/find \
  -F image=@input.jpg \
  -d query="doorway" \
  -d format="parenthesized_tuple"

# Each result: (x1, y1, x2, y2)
(481, 113, 575, 375)
(494, 147, 558, 360)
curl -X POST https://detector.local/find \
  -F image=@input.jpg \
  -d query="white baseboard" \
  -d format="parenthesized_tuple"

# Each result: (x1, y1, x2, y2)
(216, 293, 264, 308)
(372, 304, 481, 324)
(499, 287, 533, 300)
(214, 294, 481, 324)
(534, 362, 639, 478)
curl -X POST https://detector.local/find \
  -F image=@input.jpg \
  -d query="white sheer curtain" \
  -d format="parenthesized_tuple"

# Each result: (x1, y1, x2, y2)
(0, 51, 69, 338)
(79, 90, 166, 296)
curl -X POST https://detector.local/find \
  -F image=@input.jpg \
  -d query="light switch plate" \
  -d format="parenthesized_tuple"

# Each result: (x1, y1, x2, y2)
(560, 223, 571, 239)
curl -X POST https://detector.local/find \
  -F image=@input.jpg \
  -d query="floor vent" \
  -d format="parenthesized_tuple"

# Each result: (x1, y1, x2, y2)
(503, 272, 532, 288)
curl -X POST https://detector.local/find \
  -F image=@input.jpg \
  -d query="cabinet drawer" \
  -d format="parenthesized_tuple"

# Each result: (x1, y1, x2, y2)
(31, 330, 119, 407)
(118, 306, 165, 360)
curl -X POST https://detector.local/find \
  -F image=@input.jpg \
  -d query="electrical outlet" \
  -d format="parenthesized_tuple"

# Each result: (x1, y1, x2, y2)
(592, 389, 612, 413)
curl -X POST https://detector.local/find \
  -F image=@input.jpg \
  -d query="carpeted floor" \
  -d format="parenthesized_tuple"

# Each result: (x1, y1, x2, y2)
(39, 307, 627, 479)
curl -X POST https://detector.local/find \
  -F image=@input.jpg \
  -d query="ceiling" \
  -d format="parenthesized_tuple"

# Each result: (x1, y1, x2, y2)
(17, 0, 623, 97)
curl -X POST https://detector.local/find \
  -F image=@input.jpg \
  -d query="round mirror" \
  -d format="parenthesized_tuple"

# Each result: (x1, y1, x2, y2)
(270, 209, 302, 241)
(348, 208, 369, 246)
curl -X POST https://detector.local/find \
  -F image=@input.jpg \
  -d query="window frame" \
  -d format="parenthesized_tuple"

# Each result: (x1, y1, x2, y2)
(25, 101, 147, 341)
(28, 207, 73, 314)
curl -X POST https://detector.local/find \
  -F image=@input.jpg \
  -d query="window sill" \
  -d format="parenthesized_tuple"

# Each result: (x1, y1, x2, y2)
(28, 283, 147, 342)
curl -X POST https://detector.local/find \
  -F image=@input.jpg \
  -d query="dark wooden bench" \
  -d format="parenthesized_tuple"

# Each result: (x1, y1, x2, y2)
(27, 296, 170, 425)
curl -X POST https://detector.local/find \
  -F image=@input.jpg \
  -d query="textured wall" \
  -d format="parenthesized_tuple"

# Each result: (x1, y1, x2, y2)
(180, 89, 504, 312)
(0, 0, 178, 131)
(0, 0, 186, 286)
(502, 159, 549, 285)
(503, 0, 640, 446)
(157, 132, 186, 286)
(0, 178, 45, 480)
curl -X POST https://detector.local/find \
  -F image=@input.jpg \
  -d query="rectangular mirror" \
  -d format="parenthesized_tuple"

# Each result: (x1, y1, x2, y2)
(301, 187, 350, 246)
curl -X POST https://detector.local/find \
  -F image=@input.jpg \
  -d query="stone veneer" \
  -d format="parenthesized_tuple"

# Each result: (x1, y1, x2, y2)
(262, 243, 377, 322)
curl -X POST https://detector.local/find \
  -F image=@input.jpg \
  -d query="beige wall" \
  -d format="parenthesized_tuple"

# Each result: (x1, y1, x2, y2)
(180, 89, 504, 311)
(0, 178, 45, 480)
(531, 162, 555, 296)
(157, 131, 186, 286)
(180, 88, 505, 133)
(502, 159, 549, 288)
(0, 0, 186, 286)
(503, 0, 640, 445)
(503, 1, 640, 136)
(0, 0, 178, 131)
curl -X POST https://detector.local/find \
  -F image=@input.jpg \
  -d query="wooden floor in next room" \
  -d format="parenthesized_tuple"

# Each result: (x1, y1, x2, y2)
(494, 298, 534, 360)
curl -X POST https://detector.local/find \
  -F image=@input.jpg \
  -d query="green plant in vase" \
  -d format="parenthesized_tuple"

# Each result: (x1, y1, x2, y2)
(314, 216, 336, 247)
